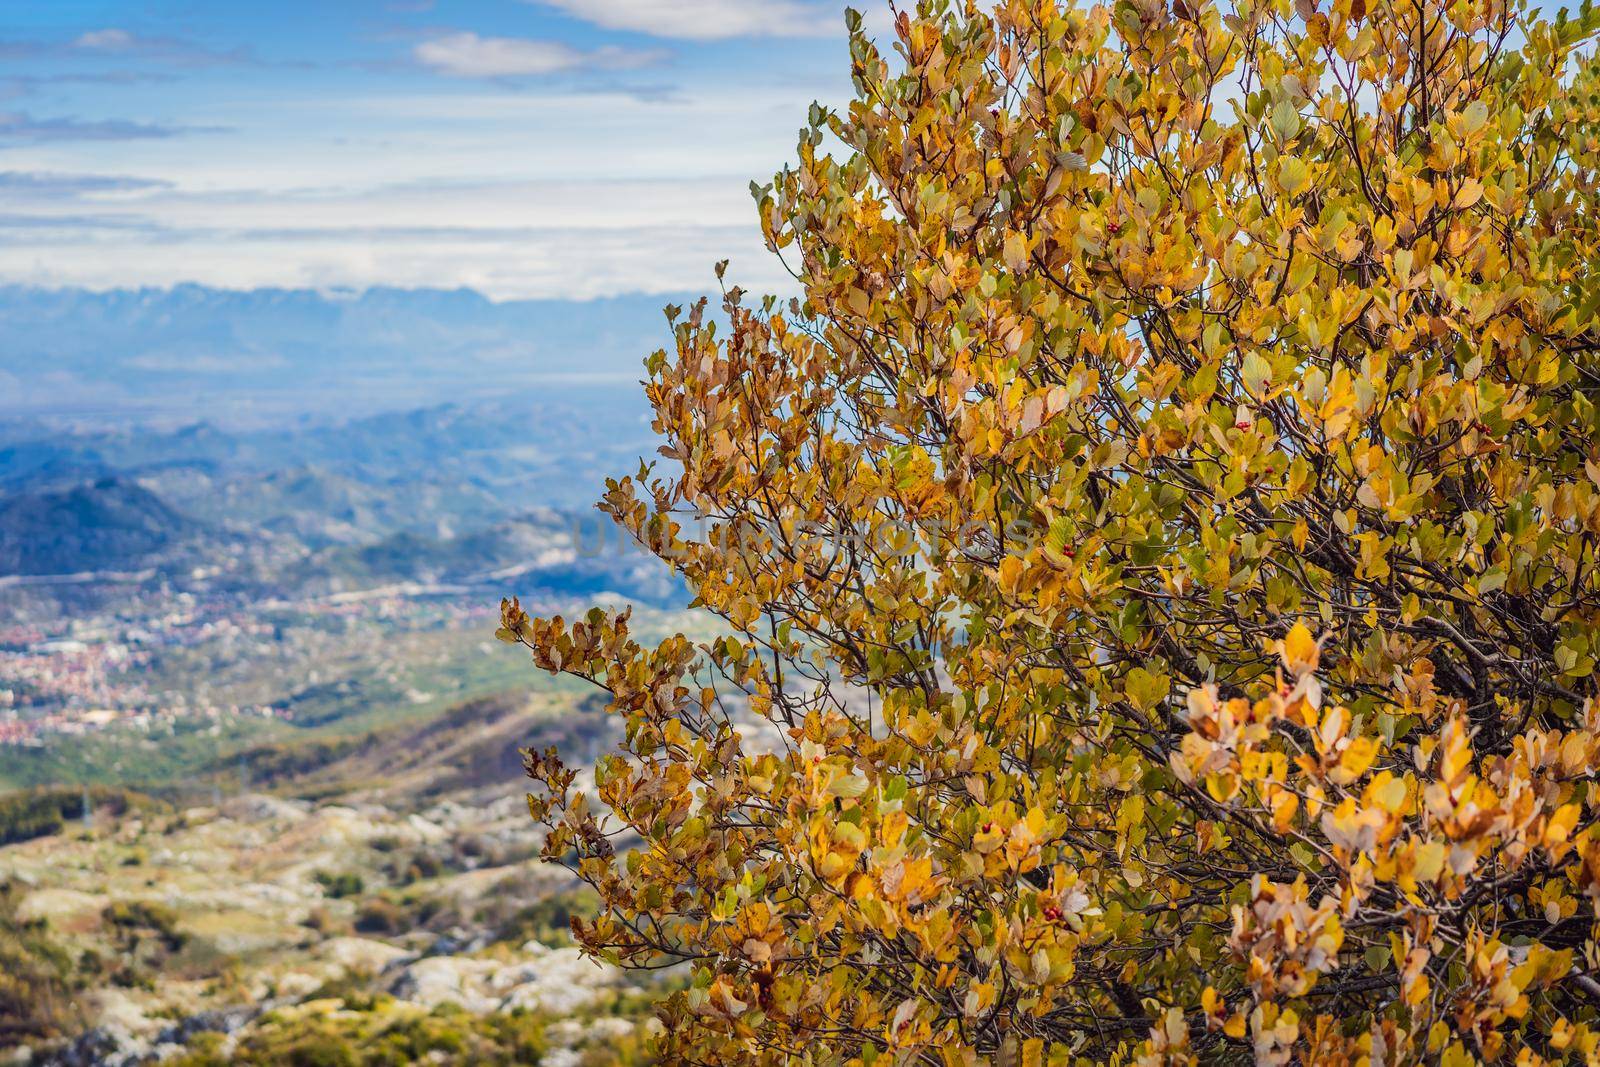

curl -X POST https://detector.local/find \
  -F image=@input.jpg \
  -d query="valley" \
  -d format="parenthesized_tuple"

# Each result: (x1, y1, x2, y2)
(0, 390, 680, 757)
(0, 384, 695, 1065)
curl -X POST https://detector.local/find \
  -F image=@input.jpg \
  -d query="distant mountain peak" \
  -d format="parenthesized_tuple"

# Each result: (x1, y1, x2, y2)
(0, 284, 694, 421)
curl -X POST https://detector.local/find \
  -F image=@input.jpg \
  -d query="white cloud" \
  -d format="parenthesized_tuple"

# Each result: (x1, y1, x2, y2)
(0, 170, 171, 198)
(0, 111, 191, 142)
(0, 174, 798, 299)
(125, 351, 286, 373)
(58, 27, 253, 66)
(0, 66, 832, 298)
(74, 28, 136, 51)
(535, 0, 839, 40)
(414, 32, 661, 78)
(0, 222, 790, 300)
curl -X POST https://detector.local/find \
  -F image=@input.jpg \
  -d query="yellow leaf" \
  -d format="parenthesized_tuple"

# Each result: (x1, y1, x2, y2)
(1003, 231, 1028, 273)
(1281, 621, 1319, 676)
(1277, 156, 1309, 195)
(1331, 736, 1378, 784)
(999, 555, 1024, 593)
(1369, 773, 1406, 813)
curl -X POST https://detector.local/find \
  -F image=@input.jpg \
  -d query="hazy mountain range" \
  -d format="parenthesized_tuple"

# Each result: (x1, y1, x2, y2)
(0, 396, 679, 607)
(0, 284, 685, 605)
(0, 284, 694, 421)
(0, 393, 654, 504)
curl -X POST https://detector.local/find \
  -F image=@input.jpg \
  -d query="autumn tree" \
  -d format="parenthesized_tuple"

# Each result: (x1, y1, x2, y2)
(498, 0, 1600, 1060)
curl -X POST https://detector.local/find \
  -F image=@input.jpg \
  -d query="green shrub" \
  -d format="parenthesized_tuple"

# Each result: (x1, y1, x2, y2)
(352, 899, 406, 936)
(313, 871, 364, 899)
(167, 1000, 550, 1066)
(0, 881, 82, 1044)
(0, 786, 163, 846)
(497, 887, 600, 948)
(103, 899, 186, 951)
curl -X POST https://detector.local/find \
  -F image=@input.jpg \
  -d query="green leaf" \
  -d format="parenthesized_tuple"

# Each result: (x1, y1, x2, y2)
(1124, 667, 1171, 713)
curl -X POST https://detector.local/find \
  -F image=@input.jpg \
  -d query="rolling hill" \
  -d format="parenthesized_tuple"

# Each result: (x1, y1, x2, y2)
(0, 478, 205, 576)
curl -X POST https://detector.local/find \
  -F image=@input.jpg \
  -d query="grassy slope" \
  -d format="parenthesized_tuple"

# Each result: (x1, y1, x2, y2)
(0, 632, 582, 795)
(0, 603, 709, 798)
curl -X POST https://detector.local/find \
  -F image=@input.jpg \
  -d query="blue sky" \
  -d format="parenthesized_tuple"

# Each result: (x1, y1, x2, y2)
(0, 1, 877, 298)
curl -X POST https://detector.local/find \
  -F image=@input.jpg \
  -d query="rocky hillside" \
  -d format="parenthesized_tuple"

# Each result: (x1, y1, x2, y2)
(0, 478, 205, 576)
(0, 693, 659, 1066)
